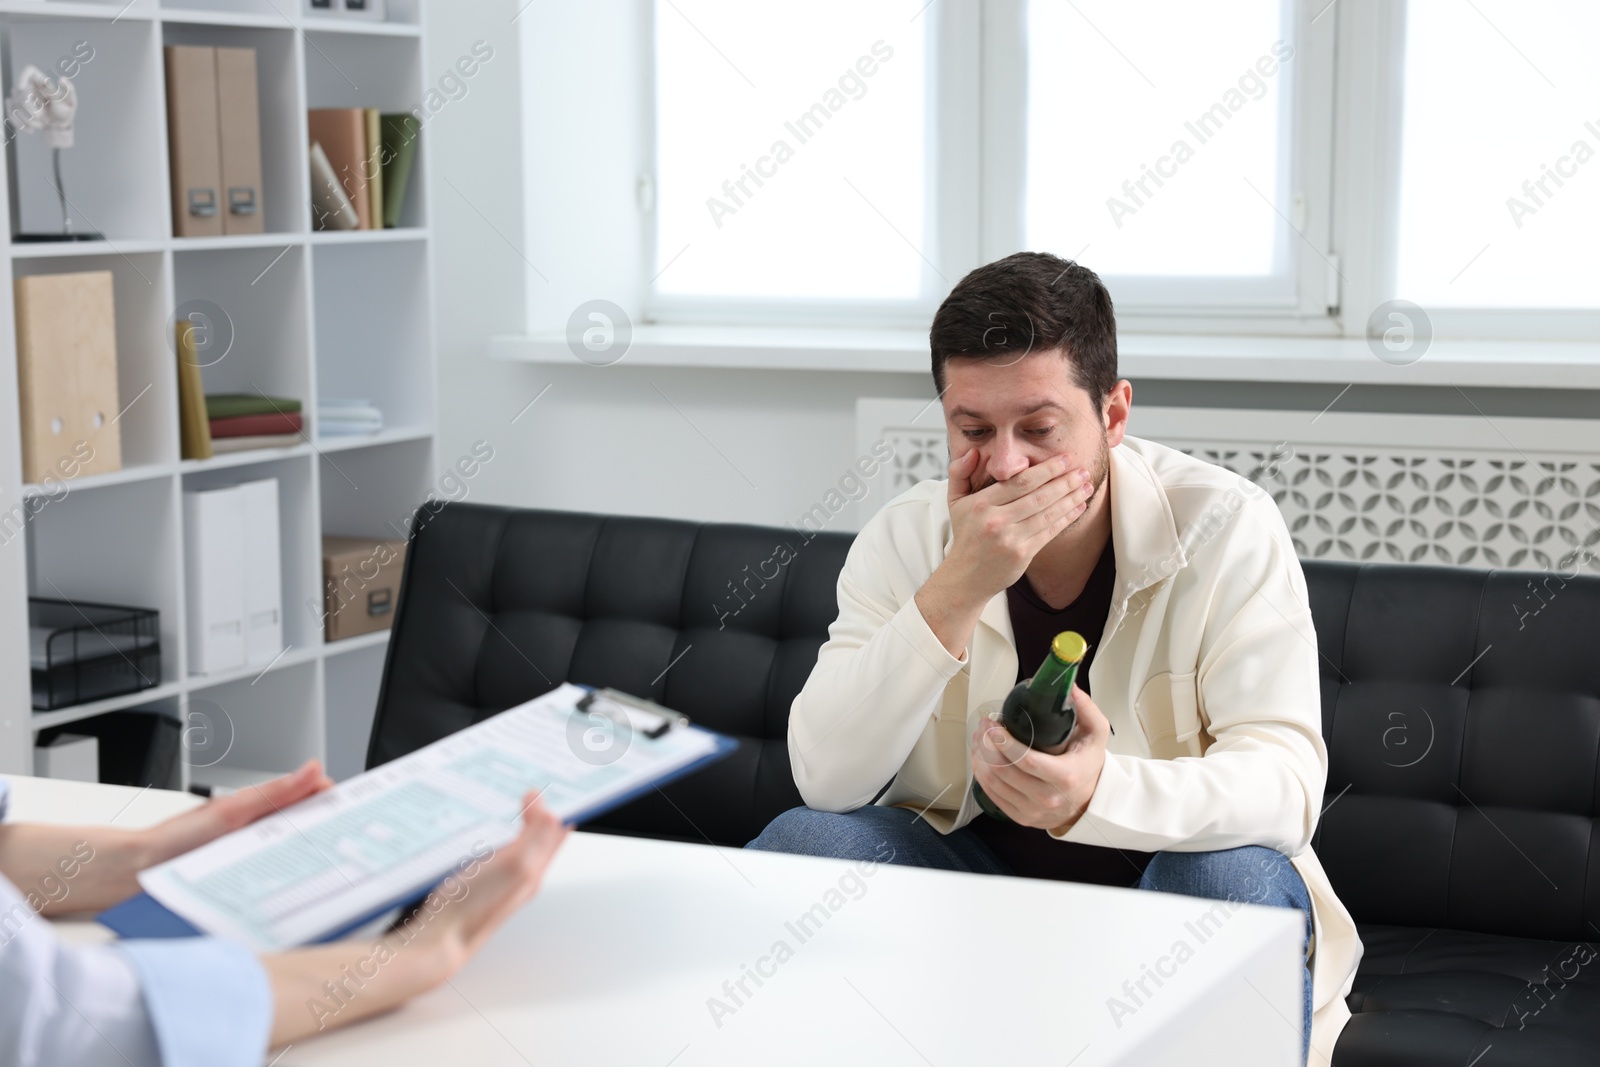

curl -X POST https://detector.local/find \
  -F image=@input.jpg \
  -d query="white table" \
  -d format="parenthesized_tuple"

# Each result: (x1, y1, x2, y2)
(12, 775, 1303, 1066)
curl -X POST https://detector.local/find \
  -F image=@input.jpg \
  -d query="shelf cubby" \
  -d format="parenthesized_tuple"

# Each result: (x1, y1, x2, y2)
(11, 250, 177, 474)
(181, 451, 320, 651)
(185, 657, 322, 777)
(318, 433, 430, 542)
(159, 21, 307, 236)
(25, 474, 183, 686)
(303, 28, 421, 115)
(300, 29, 429, 231)
(174, 242, 311, 407)
(5, 16, 168, 241)
(312, 237, 431, 431)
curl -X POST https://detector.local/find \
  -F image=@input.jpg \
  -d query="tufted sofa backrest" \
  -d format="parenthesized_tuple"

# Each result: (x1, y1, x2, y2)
(1303, 559, 1600, 941)
(366, 503, 853, 846)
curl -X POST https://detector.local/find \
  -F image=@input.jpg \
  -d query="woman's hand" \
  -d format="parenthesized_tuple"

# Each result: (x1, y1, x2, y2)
(421, 791, 570, 967)
(139, 759, 334, 870)
(263, 790, 569, 1047)
(0, 760, 333, 916)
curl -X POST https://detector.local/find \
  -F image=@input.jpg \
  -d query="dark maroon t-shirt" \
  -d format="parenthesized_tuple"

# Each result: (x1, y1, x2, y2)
(968, 536, 1155, 886)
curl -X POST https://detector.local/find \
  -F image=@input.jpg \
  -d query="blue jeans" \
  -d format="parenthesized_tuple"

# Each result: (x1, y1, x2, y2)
(748, 805, 1314, 1064)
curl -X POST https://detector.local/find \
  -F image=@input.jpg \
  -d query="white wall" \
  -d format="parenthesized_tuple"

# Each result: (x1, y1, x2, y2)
(427, 2, 1600, 535)
(423, 0, 534, 505)
(427, 0, 936, 530)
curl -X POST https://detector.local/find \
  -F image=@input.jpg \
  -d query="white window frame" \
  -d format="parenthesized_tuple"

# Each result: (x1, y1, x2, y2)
(640, 1, 979, 329)
(1336, 0, 1600, 341)
(979, 0, 1340, 331)
(588, 0, 1597, 344)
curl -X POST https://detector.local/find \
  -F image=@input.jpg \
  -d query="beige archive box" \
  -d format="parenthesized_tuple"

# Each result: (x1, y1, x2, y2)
(166, 45, 265, 236)
(215, 47, 265, 235)
(13, 271, 122, 484)
(165, 45, 224, 238)
(323, 535, 408, 640)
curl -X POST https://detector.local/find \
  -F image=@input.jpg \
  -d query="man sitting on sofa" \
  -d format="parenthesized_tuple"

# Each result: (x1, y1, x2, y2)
(747, 252, 1360, 1065)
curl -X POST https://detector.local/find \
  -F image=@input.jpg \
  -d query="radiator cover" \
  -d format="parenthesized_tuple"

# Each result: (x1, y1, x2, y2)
(855, 400, 1600, 575)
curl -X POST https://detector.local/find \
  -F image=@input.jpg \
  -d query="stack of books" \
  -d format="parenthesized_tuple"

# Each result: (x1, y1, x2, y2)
(308, 109, 421, 230)
(206, 394, 303, 453)
(318, 399, 382, 437)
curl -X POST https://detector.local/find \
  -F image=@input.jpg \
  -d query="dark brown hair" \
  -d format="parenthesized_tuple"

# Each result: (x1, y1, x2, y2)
(929, 252, 1117, 401)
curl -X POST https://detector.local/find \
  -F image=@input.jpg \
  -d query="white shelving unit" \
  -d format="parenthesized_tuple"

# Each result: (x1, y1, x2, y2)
(0, 0, 435, 786)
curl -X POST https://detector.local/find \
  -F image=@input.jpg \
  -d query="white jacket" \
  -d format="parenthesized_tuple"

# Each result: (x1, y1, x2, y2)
(788, 435, 1360, 1064)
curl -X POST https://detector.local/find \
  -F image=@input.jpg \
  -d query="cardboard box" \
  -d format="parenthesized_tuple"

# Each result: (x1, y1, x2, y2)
(322, 535, 407, 640)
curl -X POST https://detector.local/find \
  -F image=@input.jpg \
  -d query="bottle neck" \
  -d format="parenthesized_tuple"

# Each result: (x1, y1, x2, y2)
(1028, 653, 1079, 697)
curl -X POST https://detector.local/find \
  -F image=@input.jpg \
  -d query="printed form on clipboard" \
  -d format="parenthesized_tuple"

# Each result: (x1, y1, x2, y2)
(98, 683, 735, 952)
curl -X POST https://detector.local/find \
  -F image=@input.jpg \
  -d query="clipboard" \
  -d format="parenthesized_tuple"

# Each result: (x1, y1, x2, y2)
(99, 684, 737, 946)
(562, 687, 737, 825)
(100, 885, 427, 945)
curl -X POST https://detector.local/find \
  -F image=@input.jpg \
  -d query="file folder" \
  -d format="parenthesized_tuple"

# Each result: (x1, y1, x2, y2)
(164, 46, 224, 238)
(183, 486, 246, 674)
(238, 478, 283, 665)
(215, 47, 265, 235)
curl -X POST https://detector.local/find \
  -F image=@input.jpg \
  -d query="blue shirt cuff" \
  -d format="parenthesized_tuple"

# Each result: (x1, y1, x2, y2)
(117, 938, 272, 1067)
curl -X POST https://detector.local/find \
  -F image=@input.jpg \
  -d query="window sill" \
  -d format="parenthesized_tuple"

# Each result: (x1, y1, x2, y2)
(488, 326, 1600, 389)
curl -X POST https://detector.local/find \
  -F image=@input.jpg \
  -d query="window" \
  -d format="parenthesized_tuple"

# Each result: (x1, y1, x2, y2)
(649, 0, 938, 321)
(528, 0, 1598, 339)
(1393, 0, 1600, 311)
(1020, 0, 1301, 306)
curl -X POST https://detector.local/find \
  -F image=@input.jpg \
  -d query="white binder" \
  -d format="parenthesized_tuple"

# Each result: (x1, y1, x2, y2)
(183, 486, 246, 674)
(238, 478, 283, 665)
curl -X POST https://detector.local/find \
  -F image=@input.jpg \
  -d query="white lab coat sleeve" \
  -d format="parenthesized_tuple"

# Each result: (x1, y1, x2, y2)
(117, 938, 273, 1067)
(0, 875, 166, 1067)
(0, 780, 272, 1067)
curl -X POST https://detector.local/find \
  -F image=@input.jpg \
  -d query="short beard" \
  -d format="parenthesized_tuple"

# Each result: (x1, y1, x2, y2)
(1062, 433, 1110, 533)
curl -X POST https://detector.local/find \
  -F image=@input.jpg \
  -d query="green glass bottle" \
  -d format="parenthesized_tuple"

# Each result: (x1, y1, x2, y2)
(973, 630, 1088, 821)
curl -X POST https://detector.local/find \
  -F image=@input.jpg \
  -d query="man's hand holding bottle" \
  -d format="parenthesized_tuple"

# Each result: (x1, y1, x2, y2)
(971, 681, 1110, 834)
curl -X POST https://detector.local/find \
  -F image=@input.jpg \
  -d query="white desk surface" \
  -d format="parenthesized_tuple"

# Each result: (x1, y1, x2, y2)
(11, 775, 1303, 1066)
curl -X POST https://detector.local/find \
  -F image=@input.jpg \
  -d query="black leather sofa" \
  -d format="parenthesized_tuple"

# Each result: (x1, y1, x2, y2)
(367, 502, 1600, 1066)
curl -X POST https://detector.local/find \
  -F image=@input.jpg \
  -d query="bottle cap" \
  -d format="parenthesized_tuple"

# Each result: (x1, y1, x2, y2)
(1051, 631, 1087, 663)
